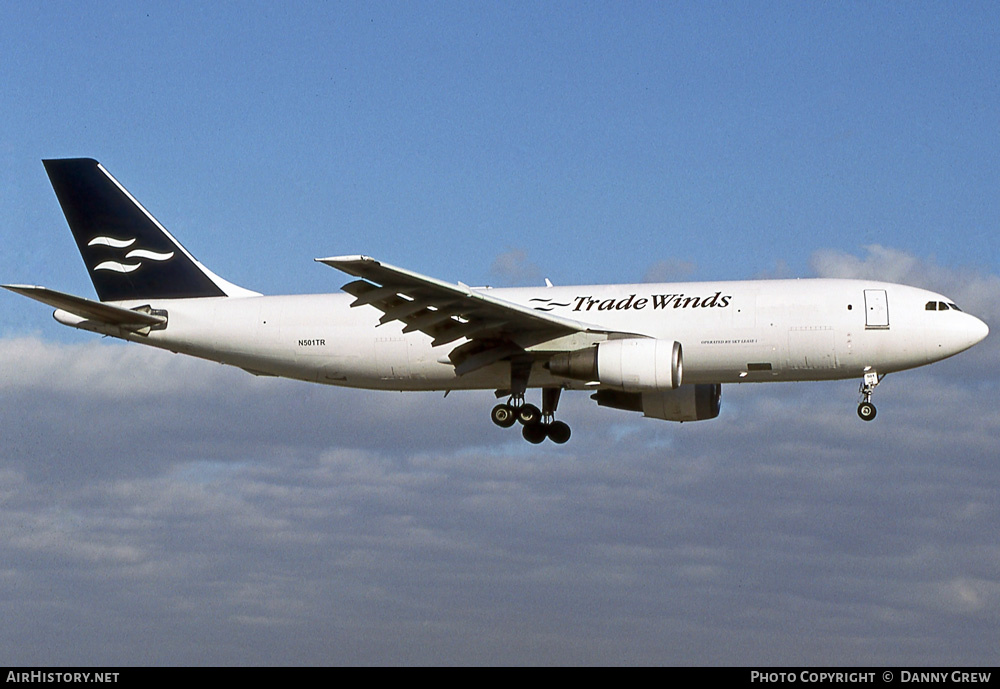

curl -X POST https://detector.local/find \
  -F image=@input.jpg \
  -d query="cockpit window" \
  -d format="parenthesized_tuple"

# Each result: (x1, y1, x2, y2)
(925, 301, 964, 312)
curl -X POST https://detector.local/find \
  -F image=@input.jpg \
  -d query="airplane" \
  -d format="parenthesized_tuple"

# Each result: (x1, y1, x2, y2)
(4, 158, 990, 444)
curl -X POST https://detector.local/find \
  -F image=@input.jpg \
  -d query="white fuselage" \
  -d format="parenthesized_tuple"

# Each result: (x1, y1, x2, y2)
(59, 278, 988, 392)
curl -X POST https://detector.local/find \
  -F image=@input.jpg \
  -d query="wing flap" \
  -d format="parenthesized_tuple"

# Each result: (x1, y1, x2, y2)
(317, 255, 590, 350)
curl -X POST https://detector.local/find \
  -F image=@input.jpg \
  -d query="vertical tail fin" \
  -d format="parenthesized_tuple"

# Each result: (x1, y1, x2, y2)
(43, 158, 257, 301)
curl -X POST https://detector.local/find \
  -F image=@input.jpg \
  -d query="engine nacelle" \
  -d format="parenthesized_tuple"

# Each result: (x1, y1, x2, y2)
(591, 384, 722, 422)
(547, 339, 682, 392)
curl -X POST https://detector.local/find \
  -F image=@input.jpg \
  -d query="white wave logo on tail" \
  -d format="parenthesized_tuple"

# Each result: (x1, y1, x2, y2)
(93, 260, 141, 273)
(88, 235, 174, 273)
(88, 236, 135, 249)
(125, 249, 174, 261)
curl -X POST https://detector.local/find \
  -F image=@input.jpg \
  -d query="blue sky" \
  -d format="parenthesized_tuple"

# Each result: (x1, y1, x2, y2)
(1, 1, 998, 666)
(3, 2, 998, 314)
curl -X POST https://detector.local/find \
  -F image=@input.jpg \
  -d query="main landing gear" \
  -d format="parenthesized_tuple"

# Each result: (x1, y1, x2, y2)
(491, 390, 571, 444)
(491, 358, 571, 443)
(857, 370, 881, 421)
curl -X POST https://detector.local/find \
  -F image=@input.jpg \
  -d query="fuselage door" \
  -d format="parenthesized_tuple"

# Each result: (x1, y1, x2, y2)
(864, 289, 889, 329)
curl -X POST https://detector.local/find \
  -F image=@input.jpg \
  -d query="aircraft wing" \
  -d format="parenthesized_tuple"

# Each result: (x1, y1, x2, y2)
(2, 284, 166, 329)
(317, 255, 598, 375)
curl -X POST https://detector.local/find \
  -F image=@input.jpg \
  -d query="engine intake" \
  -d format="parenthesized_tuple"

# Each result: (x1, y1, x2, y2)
(547, 339, 682, 392)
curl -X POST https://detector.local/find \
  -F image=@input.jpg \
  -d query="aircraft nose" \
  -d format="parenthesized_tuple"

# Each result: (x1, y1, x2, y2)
(968, 314, 989, 346)
(927, 312, 989, 362)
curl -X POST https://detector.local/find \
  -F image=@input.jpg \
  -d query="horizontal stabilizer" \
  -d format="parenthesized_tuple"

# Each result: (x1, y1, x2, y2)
(2, 284, 166, 328)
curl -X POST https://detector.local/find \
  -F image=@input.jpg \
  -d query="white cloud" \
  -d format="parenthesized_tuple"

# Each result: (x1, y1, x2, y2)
(642, 258, 696, 283)
(490, 248, 543, 286)
(809, 245, 1000, 375)
(0, 248, 997, 664)
(810, 244, 1000, 324)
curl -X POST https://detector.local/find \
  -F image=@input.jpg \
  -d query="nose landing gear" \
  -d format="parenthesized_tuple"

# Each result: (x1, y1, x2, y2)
(857, 370, 881, 421)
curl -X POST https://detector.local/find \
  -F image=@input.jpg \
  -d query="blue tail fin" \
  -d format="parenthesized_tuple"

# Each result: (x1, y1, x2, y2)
(43, 158, 253, 301)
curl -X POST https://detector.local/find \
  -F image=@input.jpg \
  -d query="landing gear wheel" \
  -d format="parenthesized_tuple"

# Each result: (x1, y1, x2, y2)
(491, 385, 572, 444)
(857, 370, 881, 422)
(857, 402, 877, 421)
(491, 403, 517, 428)
(517, 403, 541, 426)
(522, 422, 547, 444)
(547, 420, 571, 444)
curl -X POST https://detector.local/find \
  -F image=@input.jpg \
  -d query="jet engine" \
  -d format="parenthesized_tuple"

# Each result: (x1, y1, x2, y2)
(591, 384, 722, 422)
(546, 339, 682, 392)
